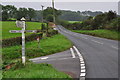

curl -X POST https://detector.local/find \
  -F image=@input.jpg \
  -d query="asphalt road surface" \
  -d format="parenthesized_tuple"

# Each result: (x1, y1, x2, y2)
(30, 50, 81, 79)
(57, 25, 118, 79)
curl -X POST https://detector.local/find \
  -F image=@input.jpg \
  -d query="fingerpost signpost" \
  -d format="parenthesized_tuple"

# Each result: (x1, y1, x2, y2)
(9, 17, 37, 65)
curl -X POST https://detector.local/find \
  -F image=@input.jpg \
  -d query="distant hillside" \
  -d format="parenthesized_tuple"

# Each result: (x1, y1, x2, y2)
(80, 11, 103, 16)
(58, 10, 103, 21)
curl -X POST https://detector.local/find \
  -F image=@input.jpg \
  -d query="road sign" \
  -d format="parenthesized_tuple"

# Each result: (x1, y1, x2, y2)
(9, 17, 36, 65)
(9, 30, 37, 33)
(16, 21, 24, 28)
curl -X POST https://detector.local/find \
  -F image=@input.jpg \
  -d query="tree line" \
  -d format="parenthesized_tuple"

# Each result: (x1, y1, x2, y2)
(1, 4, 104, 22)
(1, 5, 36, 21)
(60, 11, 120, 31)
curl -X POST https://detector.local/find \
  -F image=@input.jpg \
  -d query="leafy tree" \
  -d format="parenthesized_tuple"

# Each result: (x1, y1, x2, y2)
(43, 7, 61, 22)
(28, 8, 36, 21)
(16, 8, 28, 20)
(2, 5, 17, 20)
(46, 14, 54, 22)
(2, 11, 9, 21)
(104, 11, 117, 21)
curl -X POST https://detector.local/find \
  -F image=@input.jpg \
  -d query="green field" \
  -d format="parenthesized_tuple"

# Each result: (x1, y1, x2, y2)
(2, 21, 42, 39)
(72, 29, 120, 40)
(3, 63, 71, 78)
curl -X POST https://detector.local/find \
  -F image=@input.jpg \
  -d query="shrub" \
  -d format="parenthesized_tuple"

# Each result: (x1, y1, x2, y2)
(2, 33, 43, 47)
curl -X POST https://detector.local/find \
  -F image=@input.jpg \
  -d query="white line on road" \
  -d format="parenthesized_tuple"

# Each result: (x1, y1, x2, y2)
(73, 46, 86, 80)
(70, 48, 76, 58)
(41, 57, 48, 60)
(91, 40, 103, 44)
(111, 46, 118, 50)
(73, 46, 82, 57)
(29, 57, 49, 61)
(80, 73, 86, 77)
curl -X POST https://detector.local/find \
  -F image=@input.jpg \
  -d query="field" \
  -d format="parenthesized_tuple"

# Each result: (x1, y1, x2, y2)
(2, 21, 42, 39)
(72, 29, 120, 40)
(3, 63, 71, 78)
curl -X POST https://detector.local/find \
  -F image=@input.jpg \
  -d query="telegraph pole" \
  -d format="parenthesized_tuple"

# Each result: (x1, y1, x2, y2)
(52, 0, 55, 23)
(41, 5, 44, 24)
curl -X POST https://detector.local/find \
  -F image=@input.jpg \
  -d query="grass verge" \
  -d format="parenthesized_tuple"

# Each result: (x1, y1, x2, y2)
(2, 62, 71, 78)
(72, 29, 120, 40)
(2, 34, 72, 78)
(3, 34, 72, 64)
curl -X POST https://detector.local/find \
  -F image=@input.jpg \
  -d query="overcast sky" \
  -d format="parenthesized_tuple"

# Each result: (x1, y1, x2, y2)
(1, 0, 120, 14)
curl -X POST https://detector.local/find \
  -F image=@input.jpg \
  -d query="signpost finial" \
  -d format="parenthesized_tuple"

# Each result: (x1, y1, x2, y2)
(21, 17, 26, 21)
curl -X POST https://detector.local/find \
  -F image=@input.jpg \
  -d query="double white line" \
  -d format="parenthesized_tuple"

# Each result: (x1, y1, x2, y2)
(70, 46, 86, 80)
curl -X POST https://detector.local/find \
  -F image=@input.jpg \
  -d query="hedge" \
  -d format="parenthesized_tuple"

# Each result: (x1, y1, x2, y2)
(2, 30, 58, 47)
(2, 33, 43, 47)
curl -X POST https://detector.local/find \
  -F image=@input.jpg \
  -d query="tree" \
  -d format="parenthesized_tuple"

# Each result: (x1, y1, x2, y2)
(46, 14, 54, 22)
(104, 11, 117, 21)
(2, 5, 17, 20)
(16, 8, 28, 20)
(2, 11, 9, 21)
(28, 8, 36, 21)
(43, 7, 61, 22)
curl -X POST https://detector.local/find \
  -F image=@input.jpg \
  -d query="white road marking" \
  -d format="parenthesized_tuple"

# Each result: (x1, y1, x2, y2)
(91, 40, 103, 44)
(81, 70, 86, 73)
(80, 77, 85, 80)
(111, 46, 118, 50)
(81, 64, 85, 66)
(81, 61, 85, 64)
(29, 57, 42, 61)
(32, 57, 76, 62)
(70, 48, 76, 58)
(80, 73, 86, 77)
(73, 46, 86, 80)
(41, 57, 48, 60)
(73, 46, 82, 57)
(81, 66, 85, 69)
(29, 57, 49, 61)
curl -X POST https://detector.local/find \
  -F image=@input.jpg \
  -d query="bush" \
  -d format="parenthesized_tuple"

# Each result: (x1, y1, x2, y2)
(2, 33, 43, 47)
(47, 30, 58, 37)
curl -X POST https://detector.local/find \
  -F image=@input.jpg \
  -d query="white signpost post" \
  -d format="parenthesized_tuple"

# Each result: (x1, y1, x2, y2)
(9, 17, 37, 65)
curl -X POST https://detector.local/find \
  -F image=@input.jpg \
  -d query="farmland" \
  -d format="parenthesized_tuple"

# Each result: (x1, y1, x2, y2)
(2, 21, 42, 39)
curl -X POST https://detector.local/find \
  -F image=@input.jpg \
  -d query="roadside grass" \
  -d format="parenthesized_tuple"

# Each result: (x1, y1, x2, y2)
(72, 29, 120, 40)
(3, 62, 71, 78)
(2, 21, 73, 79)
(2, 21, 42, 39)
(2, 34, 72, 79)
(3, 34, 72, 63)
(68, 21, 82, 23)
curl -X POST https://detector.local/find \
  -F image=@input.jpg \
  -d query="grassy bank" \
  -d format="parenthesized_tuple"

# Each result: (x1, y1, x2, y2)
(72, 29, 120, 40)
(3, 34, 72, 63)
(3, 63, 71, 78)
(2, 21, 42, 39)
(2, 34, 72, 78)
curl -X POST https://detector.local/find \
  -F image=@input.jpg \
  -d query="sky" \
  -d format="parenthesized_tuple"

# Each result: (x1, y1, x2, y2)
(1, 0, 120, 14)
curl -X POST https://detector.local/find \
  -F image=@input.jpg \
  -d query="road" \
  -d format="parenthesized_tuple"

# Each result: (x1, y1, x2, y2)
(30, 49, 81, 79)
(57, 25, 118, 79)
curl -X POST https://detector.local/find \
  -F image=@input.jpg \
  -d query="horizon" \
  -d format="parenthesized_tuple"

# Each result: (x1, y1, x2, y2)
(1, 2, 119, 14)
